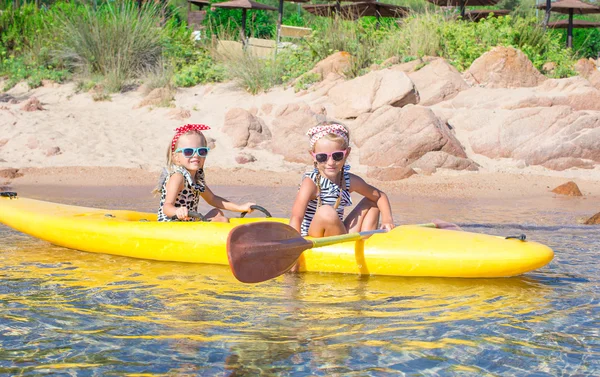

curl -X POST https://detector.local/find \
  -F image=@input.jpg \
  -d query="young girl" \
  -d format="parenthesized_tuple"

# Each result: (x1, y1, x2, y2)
(156, 124, 255, 222)
(289, 121, 395, 237)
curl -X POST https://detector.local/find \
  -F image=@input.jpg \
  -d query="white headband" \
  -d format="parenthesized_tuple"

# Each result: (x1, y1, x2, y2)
(306, 124, 349, 148)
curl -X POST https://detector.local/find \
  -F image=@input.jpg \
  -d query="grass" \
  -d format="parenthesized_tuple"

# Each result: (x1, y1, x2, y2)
(51, 1, 164, 92)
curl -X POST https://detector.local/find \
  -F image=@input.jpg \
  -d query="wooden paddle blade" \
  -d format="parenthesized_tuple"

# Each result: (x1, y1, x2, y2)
(227, 222, 313, 283)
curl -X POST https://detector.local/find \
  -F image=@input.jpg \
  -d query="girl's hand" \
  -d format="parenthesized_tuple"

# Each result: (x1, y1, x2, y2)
(380, 222, 395, 232)
(175, 207, 189, 220)
(238, 202, 256, 213)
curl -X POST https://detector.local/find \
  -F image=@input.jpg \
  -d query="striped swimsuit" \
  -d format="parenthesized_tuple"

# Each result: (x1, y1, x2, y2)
(300, 165, 352, 236)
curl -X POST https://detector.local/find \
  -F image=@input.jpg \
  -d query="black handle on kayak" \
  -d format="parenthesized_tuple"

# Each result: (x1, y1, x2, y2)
(0, 192, 18, 199)
(240, 205, 272, 218)
(506, 234, 527, 241)
(170, 211, 206, 222)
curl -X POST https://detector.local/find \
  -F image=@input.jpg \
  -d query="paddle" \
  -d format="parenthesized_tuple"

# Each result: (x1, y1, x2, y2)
(226, 222, 437, 283)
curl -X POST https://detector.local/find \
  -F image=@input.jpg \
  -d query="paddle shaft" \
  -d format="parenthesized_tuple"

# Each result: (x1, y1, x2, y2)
(310, 223, 437, 248)
(310, 229, 387, 248)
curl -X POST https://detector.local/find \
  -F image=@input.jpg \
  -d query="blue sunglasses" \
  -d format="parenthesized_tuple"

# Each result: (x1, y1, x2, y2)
(175, 147, 210, 158)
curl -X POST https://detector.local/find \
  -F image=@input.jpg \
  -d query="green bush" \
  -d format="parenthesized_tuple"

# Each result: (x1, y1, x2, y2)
(275, 46, 316, 83)
(0, 55, 69, 90)
(568, 27, 600, 59)
(215, 49, 279, 94)
(51, 1, 164, 91)
(173, 54, 227, 87)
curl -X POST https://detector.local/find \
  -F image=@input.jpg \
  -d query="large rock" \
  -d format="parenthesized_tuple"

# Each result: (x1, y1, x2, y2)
(436, 77, 600, 111)
(306, 51, 352, 79)
(350, 105, 472, 173)
(269, 103, 325, 162)
(328, 70, 418, 119)
(442, 106, 600, 170)
(406, 58, 470, 106)
(222, 108, 271, 148)
(464, 46, 546, 88)
(551, 181, 583, 196)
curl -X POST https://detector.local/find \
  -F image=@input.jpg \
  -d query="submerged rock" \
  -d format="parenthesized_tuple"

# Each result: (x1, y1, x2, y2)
(585, 212, 600, 225)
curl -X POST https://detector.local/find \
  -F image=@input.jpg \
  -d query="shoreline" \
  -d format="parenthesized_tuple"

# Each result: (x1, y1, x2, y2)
(5, 166, 600, 199)
(2, 167, 598, 226)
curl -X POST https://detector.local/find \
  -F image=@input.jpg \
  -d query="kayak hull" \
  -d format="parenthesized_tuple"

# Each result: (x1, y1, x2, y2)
(0, 196, 554, 278)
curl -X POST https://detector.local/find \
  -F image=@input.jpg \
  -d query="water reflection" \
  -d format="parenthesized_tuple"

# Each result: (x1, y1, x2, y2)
(1, 188, 600, 375)
(1, 238, 574, 376)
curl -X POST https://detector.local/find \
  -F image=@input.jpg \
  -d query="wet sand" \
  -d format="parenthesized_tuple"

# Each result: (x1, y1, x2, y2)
(5, 166, 599, 226)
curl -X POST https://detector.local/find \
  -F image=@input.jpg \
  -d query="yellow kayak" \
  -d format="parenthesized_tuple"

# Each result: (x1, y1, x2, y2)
(0, 194, 554, 278)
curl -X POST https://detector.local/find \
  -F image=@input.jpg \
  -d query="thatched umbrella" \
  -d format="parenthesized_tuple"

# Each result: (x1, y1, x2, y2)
(212, 0, 277, 44)
(463, 9, 510, 21)
(536, 0, 600, 47)
(303, 2, 409, 22)
(425, 0, 500, 18)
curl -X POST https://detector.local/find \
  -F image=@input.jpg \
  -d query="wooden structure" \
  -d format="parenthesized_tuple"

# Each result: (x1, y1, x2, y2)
(280, 25, 312, 38)
(212, 0, 277, 45)
(187, 0, 210, 30)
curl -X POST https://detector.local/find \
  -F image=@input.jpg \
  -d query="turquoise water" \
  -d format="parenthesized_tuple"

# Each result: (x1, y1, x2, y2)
(1, 187, 599, 376)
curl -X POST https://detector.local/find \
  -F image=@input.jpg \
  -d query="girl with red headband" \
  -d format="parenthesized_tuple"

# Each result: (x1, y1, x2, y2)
(156, 124, 255, 222)
(289, 120, 395, 238)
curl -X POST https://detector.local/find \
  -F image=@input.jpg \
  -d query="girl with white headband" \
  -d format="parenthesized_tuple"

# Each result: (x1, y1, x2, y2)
(289, 121, 395, 238)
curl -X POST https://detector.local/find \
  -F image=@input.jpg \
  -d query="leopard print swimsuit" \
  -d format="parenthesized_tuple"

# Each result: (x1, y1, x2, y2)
(157, 166, 206, 222)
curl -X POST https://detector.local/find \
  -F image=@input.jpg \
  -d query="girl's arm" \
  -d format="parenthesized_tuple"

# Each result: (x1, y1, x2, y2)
(162, 173, 189, 220)
(349, 173, 395, 230)
(289, 177, 317, 232)
(200, 185, 255, 213)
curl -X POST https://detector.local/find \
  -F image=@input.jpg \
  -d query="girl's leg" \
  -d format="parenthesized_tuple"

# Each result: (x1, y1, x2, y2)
(344, 198, 380, 233)
(307, 205, 347, 237)
(205, 208, 229, 223)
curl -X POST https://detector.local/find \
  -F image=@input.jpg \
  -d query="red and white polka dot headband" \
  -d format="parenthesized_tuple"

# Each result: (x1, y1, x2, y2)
(306, 124, 349, 148)
(171, 124, 211, 152)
